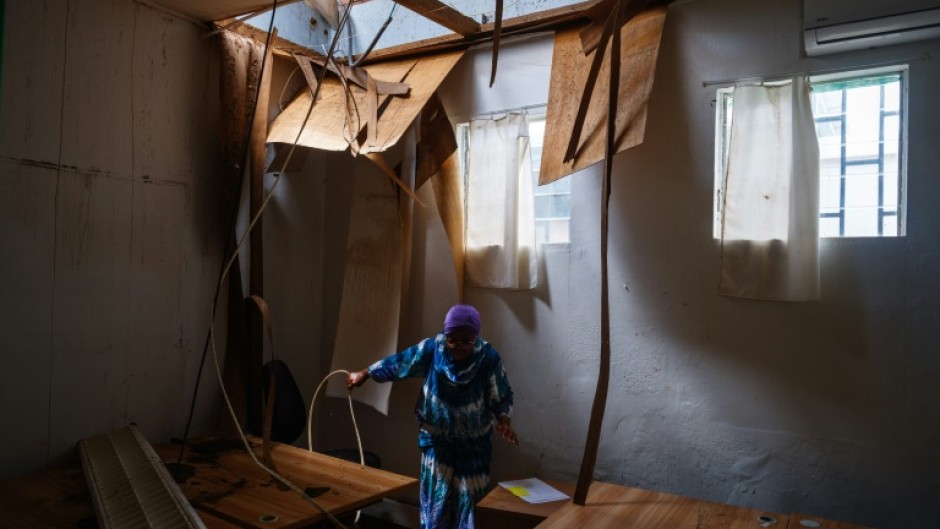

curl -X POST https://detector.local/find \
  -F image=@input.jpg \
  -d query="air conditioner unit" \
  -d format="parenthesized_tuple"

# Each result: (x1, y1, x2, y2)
(803, 0, 940, 56)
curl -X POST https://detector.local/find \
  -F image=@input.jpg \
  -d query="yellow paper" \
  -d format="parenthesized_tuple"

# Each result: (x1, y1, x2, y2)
(508, 486, 530, 497)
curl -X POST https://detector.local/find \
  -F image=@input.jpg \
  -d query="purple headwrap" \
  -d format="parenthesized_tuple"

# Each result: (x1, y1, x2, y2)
(443, 304, 481, 335)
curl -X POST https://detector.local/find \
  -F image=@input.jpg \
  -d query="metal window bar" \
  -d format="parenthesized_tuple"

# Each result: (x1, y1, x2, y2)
(815, 81, 900, 237)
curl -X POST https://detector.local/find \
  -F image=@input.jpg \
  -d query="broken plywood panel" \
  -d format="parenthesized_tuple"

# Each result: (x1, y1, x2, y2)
(267, 49, 464, 154)
(49, 171, 133, 465)
(0, 0, 68, 163)
(416, 94, 465, 298)
(539, 7, 666, 185)
(326, 158, 403, 415)
(220, 31, 262, 188)
(60, 0, 135, 177)
(268, 58, 418, 152)
(370, 50, 464, 153)
(0, 161, 57, 478)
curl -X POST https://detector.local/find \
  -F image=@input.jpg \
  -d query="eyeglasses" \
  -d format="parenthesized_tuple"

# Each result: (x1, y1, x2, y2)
(445, 335, 476, 348)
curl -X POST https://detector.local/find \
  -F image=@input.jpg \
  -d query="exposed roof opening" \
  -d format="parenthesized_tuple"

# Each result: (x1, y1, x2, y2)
(146, 0, 599, 61)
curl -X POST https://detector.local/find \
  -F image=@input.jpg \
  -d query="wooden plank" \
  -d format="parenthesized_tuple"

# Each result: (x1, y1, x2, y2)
(216, 16, 318, 60)
(370, 49, 464, 152)
(250, 27, 276, 298)
(267, 58, 418, 151)
(324, 157, 403, 414)
(430, 152, 465, 301)
(60, 0, 135, 177)
(574, 1, 621, 505)
(537, 481, 789, 529)
(248, 28, 277, 436)
(220, 31, 257, 185)
(562, 4, 617, 165)
(153, 437, 418, 528)
(364, 151, 427, 207)
(363, 0, 602, 63)
(539, 6, 667, 185)
(490, 0, 504, 87)
(268, 49, 463, 154)
(393, 0, 481, 36)
(0, 0, 68, 163)
(0, 161, 57, 479)
(416, 93, 457, 190)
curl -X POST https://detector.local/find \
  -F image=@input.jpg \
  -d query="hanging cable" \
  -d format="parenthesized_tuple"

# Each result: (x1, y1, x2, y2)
(306, 370, 364, 461)
(306, 369, 367, 524)
(174, 0, 280, 481)
(349, 2, 398, 67)
(178, 2, 363, 527)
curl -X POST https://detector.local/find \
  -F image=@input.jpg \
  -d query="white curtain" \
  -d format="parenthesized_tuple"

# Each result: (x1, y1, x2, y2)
(465, 113, 538, 289)
(719, 77, 820, 301)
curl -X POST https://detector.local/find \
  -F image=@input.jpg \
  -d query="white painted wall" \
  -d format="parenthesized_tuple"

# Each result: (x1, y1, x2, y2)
(308, 2, 940, 528)
(0, 0, 225, 476)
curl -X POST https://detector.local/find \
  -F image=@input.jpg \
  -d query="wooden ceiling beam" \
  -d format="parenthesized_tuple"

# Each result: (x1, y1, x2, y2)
(393, 0, 482, 36)
(362, 0, 602, 62)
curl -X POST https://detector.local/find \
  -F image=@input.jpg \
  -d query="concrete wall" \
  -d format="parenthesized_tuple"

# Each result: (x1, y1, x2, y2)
(0, 0, 225, 477)
(309, 1, 939, 528)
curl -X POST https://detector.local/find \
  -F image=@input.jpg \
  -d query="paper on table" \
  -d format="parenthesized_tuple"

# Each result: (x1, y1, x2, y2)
(497, 478, 570, 504)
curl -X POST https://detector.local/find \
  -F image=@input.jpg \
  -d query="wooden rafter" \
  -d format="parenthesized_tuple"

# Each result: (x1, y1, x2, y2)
(393, 0, 481, 36)
(360, 0, 601, 62)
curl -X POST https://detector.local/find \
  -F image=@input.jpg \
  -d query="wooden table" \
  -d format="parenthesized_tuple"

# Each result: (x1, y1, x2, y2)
(530, 481, 788, 529)
(0, 436, 416, 529)
(527, 481, 876, 529)
(476, 479, 575, 529)
(152, 436, 417, 528)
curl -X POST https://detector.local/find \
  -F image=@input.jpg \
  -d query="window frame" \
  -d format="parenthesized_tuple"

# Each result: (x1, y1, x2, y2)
(456, 109, 572, 246)
(713, 65, 909, 239)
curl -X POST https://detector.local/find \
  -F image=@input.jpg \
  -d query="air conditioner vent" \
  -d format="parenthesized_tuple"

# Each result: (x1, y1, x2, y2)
(803, 0, 940, 55)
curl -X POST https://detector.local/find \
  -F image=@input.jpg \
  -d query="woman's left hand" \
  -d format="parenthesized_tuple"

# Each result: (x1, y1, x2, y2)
(496, 416, 519, 446)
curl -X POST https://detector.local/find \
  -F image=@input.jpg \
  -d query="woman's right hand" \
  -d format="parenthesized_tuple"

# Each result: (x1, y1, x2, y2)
(346, 369, 370, 390)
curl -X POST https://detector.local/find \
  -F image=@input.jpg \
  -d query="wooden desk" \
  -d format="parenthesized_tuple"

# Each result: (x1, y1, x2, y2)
(152, 437, 417, 529)
(527, 482, 879, 529)
(0, 436, 415, 529)
(533, 482, 788, 529)
(476, 480, 574, 529)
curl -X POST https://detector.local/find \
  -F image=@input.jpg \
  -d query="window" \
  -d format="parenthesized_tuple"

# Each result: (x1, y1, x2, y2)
(529, 117, 571, 244)
(715, 67, 907, 238)
(457, 114, 571, 244)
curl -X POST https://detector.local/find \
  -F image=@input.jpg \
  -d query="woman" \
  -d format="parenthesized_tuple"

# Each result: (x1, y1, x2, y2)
(346, 304, 518, 529)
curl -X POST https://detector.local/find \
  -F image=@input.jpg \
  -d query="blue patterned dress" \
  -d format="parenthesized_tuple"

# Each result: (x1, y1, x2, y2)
(368, 333, 514, 529)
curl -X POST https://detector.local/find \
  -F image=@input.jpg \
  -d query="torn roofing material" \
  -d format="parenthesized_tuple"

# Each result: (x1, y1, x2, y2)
(539, 6, 667, 185)
(267, 48, 464, 153)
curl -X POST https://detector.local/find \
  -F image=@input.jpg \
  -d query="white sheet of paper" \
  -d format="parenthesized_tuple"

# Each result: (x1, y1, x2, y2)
(497, 478, 570, 504)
